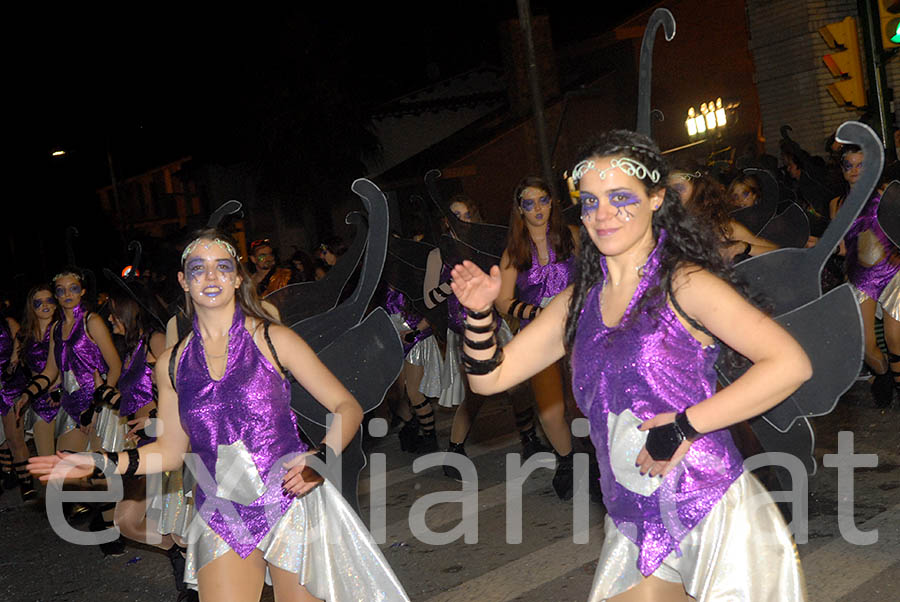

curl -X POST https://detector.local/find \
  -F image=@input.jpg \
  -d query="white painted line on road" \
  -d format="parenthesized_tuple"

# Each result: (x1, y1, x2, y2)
(420, 524, 604, 602)
(803, 502, 900, 601)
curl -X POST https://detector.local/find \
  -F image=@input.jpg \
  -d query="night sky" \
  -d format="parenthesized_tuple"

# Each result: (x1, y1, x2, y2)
(8, 1, 655, 288)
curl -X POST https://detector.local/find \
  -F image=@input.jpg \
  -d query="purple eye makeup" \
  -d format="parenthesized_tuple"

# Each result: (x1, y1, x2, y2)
(520, 195, 550, 212)
(55, 283, 82, 297)
(609, 190, 641, 221)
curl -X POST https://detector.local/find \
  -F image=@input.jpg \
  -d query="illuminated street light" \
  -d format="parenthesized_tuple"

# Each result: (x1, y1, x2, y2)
(51, 149, 66, 157)
(715, 98, 727, 127)
(685, 96, 737, 138)
(685, 107, 698, 136)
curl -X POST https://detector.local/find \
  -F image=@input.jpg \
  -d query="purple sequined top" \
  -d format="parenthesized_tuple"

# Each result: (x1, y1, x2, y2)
(21, 326, 58, 422)
(117, 337, 154, 417)
(571, 231, 744, 576)
(514, 240, 576, 327)
(384, 286, 432, 355)
(53, 304, 109, 420)
(0, 320, 14, 415)
(846, 195, 900, 299)
(441, 264, 466, 334)
(177, 304, 307, 558)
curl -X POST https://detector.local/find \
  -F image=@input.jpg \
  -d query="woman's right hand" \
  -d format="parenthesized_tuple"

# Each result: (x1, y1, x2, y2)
(27, 451, 97, 483)
(450, 261, 502, 312)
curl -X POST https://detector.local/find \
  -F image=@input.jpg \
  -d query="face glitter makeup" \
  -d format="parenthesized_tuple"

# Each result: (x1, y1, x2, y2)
(578, 189, 642, 222)
(520, 195, 550, 212)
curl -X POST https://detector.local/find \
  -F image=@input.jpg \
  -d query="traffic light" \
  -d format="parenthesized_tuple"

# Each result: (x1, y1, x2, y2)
(878, 0, 900, 50)
(819, 17, 866, 109)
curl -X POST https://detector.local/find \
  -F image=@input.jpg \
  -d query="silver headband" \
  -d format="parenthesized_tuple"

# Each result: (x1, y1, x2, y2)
(181, 237, 238, 264)
(572, 157, 660, 187)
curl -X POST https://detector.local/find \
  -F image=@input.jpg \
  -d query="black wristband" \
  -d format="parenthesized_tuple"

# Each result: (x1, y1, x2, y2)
(527, 305, 540, 321)
(462, 345, 504, 375)
(123, 448, 140, 477)
(465, 307, 492, 320)
(404, 329, 420, 344)
(463, 335, 497, 350)
(465, 319, 495, 334)
(675, 410, 701, 441)
(645, 422, 684, 461)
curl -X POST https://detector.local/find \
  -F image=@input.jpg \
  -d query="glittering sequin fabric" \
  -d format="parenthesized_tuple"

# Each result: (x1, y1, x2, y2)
(22, 328, 57, 422)
(0, 320, 15, 414)
(514, 239, 576, 327)
(177, 305, 307, 559)
(571, 231, 744, 577)
(384, 286, 432, 355)
(53, 304, 108, 420)
(116, 337, 154, 417)
(846, 195, 900, 300)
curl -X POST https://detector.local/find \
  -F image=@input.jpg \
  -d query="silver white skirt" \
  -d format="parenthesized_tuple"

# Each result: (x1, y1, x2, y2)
(879, 271, 900, 321)
(406, 336, 444, 399)
(390, 314, 445, 399)
(55, 411, 80, 439)
(437, 320, 513, 408)
(95, 406, 129, 452)
(588, 471, 807, 601)
(147, 468, 195, 539)
(183, 480, 410, 601)
(438, 330, 466, 408)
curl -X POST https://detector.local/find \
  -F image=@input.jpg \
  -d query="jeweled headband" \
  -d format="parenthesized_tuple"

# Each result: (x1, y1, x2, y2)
(181, 238, 238, 264)
(572, 157, 660, 187)
(52, 271, 83, 284)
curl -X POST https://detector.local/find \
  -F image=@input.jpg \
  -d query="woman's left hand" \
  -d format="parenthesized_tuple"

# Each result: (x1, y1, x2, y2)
(281, 450, 324, 497)
(636, 413, 693, 478)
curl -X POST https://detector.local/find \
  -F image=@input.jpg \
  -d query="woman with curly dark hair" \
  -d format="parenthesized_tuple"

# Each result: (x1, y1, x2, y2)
(449, 130, 809, 601)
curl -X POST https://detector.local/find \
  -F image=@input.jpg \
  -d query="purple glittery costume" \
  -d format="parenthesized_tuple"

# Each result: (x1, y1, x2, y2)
(441, 264, 466, 334)
(177, 305, 307, 558)
(117, 337, 154, 417)
(0, 320, 15, 415)
(514, 240, 576, 327)
(571, 231, 744, 577)
(845, 195, 900, 300)
(53, 304, 109, 421)
(384, 287, 432, 356)
(13, 326, 57, 422)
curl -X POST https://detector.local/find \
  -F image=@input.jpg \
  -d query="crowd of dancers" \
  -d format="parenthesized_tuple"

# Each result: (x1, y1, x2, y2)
(0, 120, 896, 602)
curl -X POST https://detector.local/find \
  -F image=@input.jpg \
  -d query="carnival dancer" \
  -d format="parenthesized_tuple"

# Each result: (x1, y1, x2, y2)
(450, 130, 809, 601)
(16, 268, 123, 554)
(383, 285, 442, 453)
(494, 176, 578, 499)
(29, 229, 409, 601)
(843, 174, 900, 407)
(101, 287, 196, 599)
(0, 307, 25, 498)
(425, 195, 545, 477)
(6, 286, 59, 501)
(16, 268, 122, 455)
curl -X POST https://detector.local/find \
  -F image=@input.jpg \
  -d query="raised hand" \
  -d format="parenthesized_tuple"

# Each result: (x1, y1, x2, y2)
(450, 261, 502, 313)
(27, 451, 97, 483)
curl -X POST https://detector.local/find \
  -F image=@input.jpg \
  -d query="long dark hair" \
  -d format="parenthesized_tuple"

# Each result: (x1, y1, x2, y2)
(506, 176, 574, 271)
(682, 172, 733, 242)
(180, 227, 280, 325)
(107, 286, 164, 357)
(17, 285, 56, 352)
(564, 130, 747, 353)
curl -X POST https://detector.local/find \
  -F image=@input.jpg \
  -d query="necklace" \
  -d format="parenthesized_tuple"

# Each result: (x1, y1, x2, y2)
(200, 334, 230, 380)
(608, 259, 648, 287)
